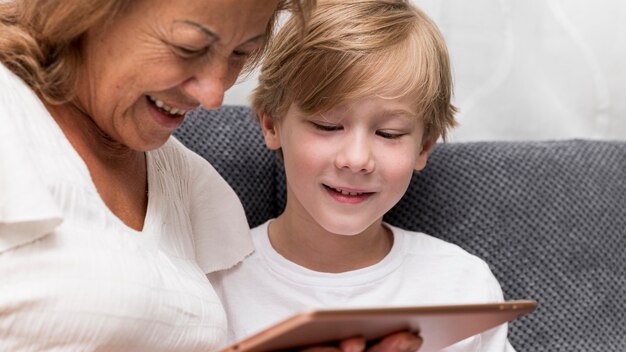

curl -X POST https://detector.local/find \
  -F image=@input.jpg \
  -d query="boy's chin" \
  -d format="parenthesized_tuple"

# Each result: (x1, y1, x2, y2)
(320, 219, 382, 237)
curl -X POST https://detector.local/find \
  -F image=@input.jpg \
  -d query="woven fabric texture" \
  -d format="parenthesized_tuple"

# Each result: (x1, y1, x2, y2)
(175, 106, 626, 352)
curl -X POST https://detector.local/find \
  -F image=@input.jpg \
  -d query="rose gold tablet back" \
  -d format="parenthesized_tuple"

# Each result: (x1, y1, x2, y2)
(221, 300, 537, 352)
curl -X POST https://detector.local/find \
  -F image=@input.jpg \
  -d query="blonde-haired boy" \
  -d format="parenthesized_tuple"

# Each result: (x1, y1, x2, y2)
(209, 1, 514, 350)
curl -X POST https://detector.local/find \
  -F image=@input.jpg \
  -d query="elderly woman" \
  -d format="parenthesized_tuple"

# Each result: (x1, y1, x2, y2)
(0, 0, 422, 351)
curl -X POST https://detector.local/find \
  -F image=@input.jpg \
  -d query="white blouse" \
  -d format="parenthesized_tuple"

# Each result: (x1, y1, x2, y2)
(0, 63, 254, 351)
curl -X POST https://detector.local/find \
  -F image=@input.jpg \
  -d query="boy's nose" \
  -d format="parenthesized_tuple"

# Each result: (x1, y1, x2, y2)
(335, 134, 375, 173)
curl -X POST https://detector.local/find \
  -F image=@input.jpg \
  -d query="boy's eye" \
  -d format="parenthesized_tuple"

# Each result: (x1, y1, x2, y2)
(311, 122, 342, 132)
(376, 131, 404, 139)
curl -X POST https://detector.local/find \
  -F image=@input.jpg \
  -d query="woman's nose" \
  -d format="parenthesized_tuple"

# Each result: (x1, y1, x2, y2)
(334, 134, 375, 173)
(182, 60, 230, 110)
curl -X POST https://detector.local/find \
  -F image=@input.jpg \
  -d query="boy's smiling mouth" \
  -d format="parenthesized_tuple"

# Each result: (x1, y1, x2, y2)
(323, 184, 373, 197)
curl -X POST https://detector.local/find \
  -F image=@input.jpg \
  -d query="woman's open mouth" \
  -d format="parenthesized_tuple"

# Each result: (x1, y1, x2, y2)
(147, 95, 190, 117)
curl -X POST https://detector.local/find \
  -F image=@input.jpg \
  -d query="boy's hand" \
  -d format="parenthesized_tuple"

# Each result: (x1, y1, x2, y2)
(301, 332, 422, 352)
(362, 332, 422, 352)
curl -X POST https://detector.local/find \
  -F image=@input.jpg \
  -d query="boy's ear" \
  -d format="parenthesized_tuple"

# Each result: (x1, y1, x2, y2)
(258, 112, 281, 150)
(414, 133, 440, 171)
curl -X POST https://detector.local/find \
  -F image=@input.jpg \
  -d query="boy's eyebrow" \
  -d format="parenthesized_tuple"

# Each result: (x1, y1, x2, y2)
(382, 109, 419, 120)
(177, 20, 267, 45)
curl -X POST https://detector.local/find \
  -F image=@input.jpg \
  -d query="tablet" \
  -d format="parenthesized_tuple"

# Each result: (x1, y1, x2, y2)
(220, 300, 537, 352)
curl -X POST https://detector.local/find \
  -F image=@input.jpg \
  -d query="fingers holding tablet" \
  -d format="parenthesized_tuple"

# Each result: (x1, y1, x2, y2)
(300, 331, 423, 352)
(365, 331, 423, 352)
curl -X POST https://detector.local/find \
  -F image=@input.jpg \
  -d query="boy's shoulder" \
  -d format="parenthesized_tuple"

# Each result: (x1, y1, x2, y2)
(389, 224, 492, 270)
(390, 225, 502, 299)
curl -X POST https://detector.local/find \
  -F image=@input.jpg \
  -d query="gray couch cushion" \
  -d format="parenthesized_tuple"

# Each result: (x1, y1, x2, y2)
(174, 105, 626, 351)
(384, 141, 626, 351)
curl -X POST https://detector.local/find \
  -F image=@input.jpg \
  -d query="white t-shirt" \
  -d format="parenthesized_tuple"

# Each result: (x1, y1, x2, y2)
(0, 63, 254, 351)
(209, 221, 515, 352)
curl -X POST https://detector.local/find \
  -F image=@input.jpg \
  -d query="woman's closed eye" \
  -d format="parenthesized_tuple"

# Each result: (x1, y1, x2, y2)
(228, 49, 253, 68)
(171, 44, 209, 59)
(232, 49, 252, 59)
(231, 38, 264, 64)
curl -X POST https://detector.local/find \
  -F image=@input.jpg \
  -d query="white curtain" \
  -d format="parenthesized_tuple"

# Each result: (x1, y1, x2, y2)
(225, 0, 626, 141)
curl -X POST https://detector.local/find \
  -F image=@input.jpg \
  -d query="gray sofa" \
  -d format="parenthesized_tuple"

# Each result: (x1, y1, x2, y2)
(174, 105, 626, 351)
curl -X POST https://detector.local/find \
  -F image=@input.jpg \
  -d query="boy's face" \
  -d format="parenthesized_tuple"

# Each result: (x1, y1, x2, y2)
(260, 94, 438, 236)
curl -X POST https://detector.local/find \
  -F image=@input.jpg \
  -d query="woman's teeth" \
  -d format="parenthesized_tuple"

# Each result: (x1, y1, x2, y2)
(148, 95, 188, 116)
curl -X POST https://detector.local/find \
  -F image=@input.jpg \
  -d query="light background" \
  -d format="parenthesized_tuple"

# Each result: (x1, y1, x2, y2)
(224, 0, 626, 142)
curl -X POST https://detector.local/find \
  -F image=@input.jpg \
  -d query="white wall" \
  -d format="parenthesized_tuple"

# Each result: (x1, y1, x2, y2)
(224, 0, 626, 141)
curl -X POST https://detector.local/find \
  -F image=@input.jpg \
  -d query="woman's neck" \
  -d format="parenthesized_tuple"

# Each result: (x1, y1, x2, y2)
(44, 99, 148, 231)
(45, 100, 138, 162)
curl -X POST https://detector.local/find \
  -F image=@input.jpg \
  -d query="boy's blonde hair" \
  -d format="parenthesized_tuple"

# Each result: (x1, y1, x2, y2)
(252, 0, 457, 140)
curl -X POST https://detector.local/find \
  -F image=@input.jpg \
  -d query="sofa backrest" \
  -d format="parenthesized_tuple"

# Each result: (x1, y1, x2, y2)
(174, 105, 626, 351)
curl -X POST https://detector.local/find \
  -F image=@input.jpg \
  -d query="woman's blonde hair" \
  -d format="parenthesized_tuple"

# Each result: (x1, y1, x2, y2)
(252, 0, 457, 140)
(0, 0, 315, 105)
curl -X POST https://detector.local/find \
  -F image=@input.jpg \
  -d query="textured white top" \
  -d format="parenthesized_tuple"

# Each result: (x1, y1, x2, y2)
(209, 221, 514, 352)
(0, 63, 254, 351)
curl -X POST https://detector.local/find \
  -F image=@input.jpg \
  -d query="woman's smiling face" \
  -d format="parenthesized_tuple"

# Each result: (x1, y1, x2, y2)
(75, 0, 277, 151)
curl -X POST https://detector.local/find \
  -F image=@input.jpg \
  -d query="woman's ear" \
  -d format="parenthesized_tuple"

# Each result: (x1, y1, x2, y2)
(258, 112, 281, 150)
(414, 133, 440, 171)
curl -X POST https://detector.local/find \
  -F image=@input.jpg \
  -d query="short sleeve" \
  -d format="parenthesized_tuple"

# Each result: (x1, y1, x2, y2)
(182, 141, 254, 273)
(0, 64, 63, 253)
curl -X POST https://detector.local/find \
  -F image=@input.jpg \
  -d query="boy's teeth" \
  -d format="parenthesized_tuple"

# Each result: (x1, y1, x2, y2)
(334, 187, 361, 196)
(148, 95, 187, 116)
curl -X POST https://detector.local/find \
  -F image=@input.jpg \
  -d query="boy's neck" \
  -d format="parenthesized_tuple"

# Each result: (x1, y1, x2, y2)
(267, 216, 394, 273)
